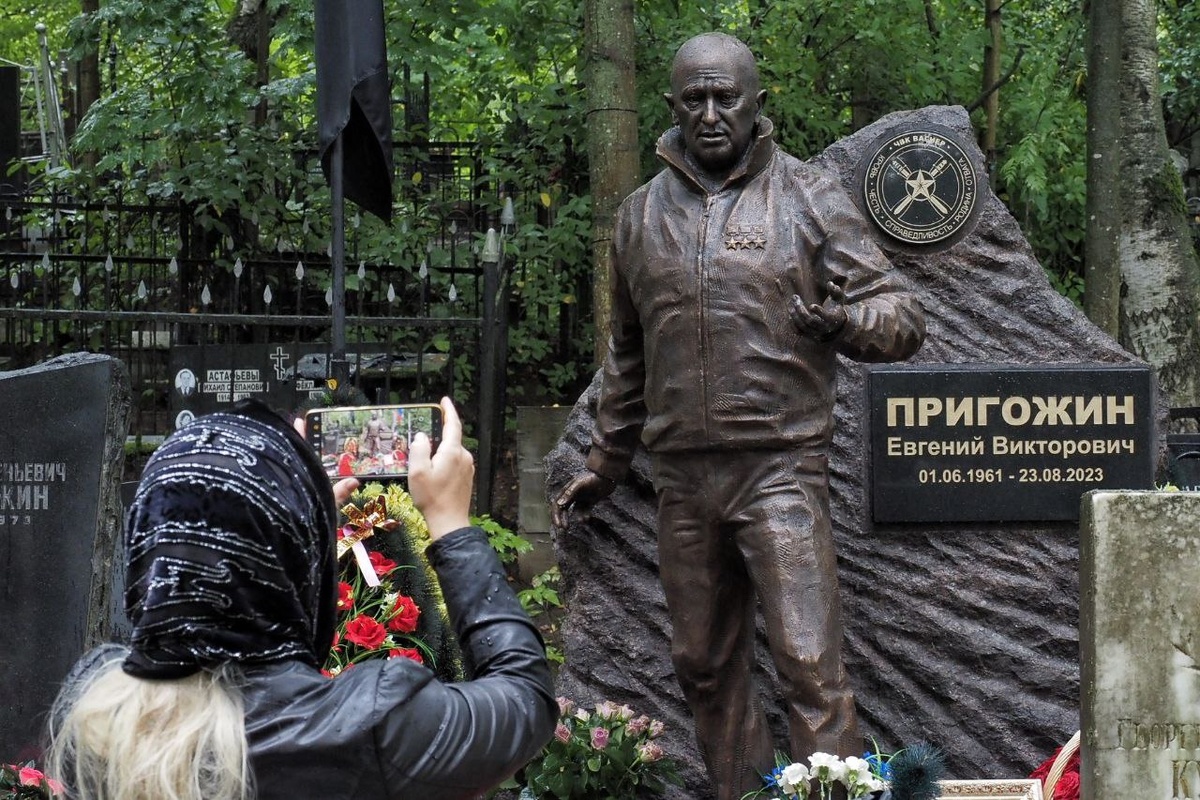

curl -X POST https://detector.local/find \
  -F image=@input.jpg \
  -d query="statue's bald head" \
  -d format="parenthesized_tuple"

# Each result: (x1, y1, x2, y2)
(664, 33, 766, 180)
(670, 33, 761, 97)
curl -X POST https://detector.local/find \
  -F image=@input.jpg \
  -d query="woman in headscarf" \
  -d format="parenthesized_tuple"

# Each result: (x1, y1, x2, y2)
(45, 397, 556, 800)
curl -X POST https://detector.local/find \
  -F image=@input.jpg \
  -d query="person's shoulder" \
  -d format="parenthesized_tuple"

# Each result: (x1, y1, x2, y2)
(243, 658, 435, 732)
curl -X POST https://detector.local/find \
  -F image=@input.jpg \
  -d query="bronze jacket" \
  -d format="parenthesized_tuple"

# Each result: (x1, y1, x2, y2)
(586, 118, 926, 482)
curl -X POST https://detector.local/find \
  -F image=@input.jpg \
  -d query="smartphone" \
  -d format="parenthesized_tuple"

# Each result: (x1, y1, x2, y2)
(305, 403, 443, 480)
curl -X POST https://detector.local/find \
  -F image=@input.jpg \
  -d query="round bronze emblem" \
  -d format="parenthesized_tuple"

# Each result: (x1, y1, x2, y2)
(859, 125, 981, 249)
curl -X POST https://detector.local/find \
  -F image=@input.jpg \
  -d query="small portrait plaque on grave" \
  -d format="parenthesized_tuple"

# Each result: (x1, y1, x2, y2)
(869, 364, 1155, 522)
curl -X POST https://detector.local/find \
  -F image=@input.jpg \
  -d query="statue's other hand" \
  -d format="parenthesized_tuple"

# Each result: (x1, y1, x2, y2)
(551, 471, 617, 530)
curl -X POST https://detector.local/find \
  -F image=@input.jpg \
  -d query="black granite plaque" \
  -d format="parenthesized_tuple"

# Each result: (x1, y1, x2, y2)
(0, 354, 129, 762)
(168, 344, 449, 427)
(869, 364, 1155, 522)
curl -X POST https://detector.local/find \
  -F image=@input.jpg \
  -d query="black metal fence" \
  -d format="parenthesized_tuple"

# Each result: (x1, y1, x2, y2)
(0, 141, 513, 510)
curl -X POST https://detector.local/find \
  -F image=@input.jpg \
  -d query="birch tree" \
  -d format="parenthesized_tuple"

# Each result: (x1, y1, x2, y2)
(1085, 0, 1200, 419)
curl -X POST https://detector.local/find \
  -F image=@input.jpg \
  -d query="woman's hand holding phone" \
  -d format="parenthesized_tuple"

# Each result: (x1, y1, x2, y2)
(407, 397, 474, 541)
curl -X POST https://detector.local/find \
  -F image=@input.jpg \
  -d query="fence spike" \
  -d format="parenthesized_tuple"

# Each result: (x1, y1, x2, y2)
(295, 261, 304, 281)
(10, 271, 18, 289)
(387, 283, 396, 303)
(137, 280, 147, 300)
(325, 287, 333, 307)
(104, 254, 114, 272)
(419, 260, 428, 279)
(448, 284, 457, 303)
(169, 256, 178, 275)
(264, 284, 273, 305)
(72, 275, 81, 297)
(358, 260, 366, 280)
(41, 252, 50, 272)
(233, 257, 243, 278)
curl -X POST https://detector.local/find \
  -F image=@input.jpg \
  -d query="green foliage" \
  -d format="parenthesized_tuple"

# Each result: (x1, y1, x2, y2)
(473, 512, 533, 565)
(22, 0, 1200, 369)
(520, 566, 564, 666)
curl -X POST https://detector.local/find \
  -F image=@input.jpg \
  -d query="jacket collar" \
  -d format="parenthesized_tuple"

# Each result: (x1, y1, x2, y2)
(656, 115, 777, 194)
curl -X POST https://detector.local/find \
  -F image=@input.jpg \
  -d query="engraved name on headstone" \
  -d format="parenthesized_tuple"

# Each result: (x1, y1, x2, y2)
(0, 354, 129, 761)
(1081, 491, 1200, 800)
(869, 364, 1155, 522)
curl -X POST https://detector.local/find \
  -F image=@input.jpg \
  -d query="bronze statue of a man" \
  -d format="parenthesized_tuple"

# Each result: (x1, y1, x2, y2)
(553, 32, 925, 799)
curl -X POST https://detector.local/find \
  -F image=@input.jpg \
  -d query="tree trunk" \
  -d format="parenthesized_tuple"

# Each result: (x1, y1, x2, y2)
(78, 0, 100, 117)
(583, 0, 640, 364)
(981, 0, 1001, 180)
(1084, 0, 1121, 335)
(1087, 0, 1200, 420)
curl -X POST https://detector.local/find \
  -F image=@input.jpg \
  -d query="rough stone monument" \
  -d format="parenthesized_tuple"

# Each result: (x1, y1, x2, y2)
(1081, 490, 1200, 800)
(0, 354, 131, 762)
(547, 104, 1145, 797)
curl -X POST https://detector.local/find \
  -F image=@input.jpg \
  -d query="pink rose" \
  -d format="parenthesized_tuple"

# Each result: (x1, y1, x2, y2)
(626, 715, 650, 736)
(590, 726, 610, 750)
(556, 696, 576, 716)
(554, 723, 572, 743)
(637, 742, 665, 763)
(648, 719, 665, 738)
(18, 767, 44, 786)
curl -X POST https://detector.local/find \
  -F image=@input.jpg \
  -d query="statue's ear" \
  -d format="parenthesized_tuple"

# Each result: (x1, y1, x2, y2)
(755, 89, 767, 119)
(663, 93, 677, 124)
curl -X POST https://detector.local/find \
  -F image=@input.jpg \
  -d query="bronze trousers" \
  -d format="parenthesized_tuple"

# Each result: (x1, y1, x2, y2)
(650, 449, 858, 800)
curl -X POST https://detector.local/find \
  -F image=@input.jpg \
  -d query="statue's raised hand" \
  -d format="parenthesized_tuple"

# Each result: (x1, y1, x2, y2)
(779, 278, 848, 341)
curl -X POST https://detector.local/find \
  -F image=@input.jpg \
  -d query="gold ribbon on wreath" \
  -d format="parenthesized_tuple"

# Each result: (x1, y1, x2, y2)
(336, 497, 399, 587)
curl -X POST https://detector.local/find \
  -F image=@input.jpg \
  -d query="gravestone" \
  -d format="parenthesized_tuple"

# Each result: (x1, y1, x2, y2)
(0, 354, 131, 762)
(516, 406, 572, 581)
(1080, 491, 1200, 800)
(546, 105, 1147, 798)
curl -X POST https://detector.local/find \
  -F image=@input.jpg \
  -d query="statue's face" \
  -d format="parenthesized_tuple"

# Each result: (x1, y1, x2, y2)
(666, 41, 764, 180)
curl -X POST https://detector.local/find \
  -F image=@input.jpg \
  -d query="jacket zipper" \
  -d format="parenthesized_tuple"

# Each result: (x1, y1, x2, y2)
(698, 192, 715, 444)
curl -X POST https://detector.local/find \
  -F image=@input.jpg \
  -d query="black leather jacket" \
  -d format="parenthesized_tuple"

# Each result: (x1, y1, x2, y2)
(70, 528, 556, 800)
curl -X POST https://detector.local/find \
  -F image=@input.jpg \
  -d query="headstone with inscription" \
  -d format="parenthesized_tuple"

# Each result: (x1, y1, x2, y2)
(0, 354, 130, 762)
(547, 104, 1151, 798)
(168, 343, 450, 428)
(1081, 491, 1200, 800)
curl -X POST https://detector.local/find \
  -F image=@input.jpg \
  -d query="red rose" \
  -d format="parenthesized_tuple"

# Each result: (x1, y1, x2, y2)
(337, 582, 354, 611)
(387, 594, 421, 633)
(344, 614, 387, 649)
(388, 648, 424, 664)
(1052, 772, 1080, 800)
(368, 550, 397, 577)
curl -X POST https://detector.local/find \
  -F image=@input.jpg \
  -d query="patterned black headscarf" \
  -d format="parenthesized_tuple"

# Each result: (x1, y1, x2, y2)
(122, 400, 338, 679)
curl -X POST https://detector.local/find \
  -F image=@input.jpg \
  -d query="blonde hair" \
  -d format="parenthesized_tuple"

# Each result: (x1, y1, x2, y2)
(46, 654, 252, 800)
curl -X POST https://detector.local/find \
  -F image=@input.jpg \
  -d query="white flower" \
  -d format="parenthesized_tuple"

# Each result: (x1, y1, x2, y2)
(779, 762, 810, 796)
(807, 752, 847, 784)
(843, 756, 870, 777)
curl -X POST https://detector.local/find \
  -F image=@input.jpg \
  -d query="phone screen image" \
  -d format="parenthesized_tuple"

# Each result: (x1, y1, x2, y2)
(305, 404, 442, 480)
